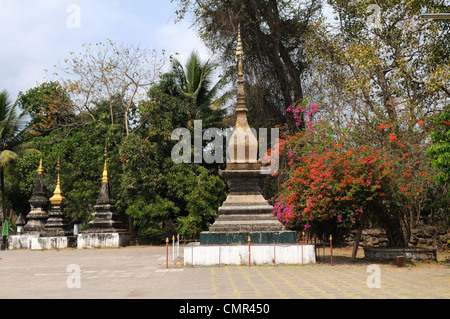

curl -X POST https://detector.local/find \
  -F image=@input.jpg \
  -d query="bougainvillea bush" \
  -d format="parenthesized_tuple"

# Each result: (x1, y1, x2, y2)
(271, 102, 429, 247)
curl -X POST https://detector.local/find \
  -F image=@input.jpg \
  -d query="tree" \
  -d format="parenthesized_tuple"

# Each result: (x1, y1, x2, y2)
(171, 51, 230, 129)
(273, 102, 430, 247)
(16, 81, 74, 137)
(57, 39, 170, 135)
(118, 117, 227, 242)
(0, 90, 32, 222)
(298, 0, 450, 241)
(172, 0, 323, 132)
(304, 0, 450, 137)
(117, 55, 230, 242)
(14, 98, 126, 227)
(427, 104, 450, 187)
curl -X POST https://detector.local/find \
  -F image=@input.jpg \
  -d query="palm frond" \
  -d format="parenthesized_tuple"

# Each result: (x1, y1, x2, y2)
(0, 150, 18, 167)
(0, 90, 14, 123)
(171, 59, 188, 92)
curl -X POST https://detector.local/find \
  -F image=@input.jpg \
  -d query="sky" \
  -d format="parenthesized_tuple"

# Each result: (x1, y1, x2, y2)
(0, 0, 211, 100)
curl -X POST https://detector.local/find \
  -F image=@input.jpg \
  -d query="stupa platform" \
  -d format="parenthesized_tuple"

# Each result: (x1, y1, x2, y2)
(184, 242, 315, 266)
(8, 234, 77, 250)
(77, 232, 130, 249)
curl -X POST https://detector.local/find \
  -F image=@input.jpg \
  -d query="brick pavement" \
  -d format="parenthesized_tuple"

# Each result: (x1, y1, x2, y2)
(0, 245, 448, 299)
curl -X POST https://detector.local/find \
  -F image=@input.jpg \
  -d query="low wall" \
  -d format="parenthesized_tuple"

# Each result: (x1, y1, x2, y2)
(364, 247, 437, 261)
(344, 225, 449, 249)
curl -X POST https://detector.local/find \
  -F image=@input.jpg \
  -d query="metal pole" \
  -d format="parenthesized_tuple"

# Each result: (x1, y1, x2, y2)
(172, 235, 175, 261)
(166, 238, 169, 269)
(177, 234, 180, 258)
(302, 231, 305, 265)
(330, 235, 333, 266)
(323, 240, 325, 261)
(248, 236, 251, 267)
(274, 244, 276, 267)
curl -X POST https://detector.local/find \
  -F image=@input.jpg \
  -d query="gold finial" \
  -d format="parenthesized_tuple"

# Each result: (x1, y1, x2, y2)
(102, 142, 108, 183)
(236, 23, 244, 59)
(104, 140, 108, 158)
(50, 157, 65, 205)
(37, 158, 43, 175)
(102, 161, 108, 183)
(236, 23, 247, 113)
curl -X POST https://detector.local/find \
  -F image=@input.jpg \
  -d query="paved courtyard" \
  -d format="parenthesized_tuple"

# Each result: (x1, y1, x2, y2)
(0, 245, 448, 300)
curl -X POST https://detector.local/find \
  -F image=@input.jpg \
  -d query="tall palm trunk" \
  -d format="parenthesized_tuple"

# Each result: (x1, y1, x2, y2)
(1, 167, 5, 223)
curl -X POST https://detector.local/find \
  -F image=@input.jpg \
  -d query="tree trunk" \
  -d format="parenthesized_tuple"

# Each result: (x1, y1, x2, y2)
(352, 212, 367, 260)
(383, 213, 409, 248)
(1, 167, 5, 223)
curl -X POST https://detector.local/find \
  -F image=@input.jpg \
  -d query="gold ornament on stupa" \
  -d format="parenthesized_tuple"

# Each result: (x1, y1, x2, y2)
(37, 158, 43, 175)
(102, 141, 108, 183)
(49, 158, 66, 205)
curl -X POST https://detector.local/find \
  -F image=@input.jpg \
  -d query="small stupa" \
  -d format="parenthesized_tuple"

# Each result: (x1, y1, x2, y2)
(78, 143, 129, 248)
(23, 158, 49, 234)
(43, 158, 71, 237)
(87, 144, 126, 233)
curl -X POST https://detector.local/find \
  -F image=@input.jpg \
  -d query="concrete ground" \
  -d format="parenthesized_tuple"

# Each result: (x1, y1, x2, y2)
(0, 245, 448, 300)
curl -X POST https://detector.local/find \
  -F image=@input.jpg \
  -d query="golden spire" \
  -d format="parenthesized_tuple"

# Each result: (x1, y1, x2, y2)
(236, 24, 244, 59)
(37, 158, 43, 175)
(50, 157, 65, 205)
(102, 141, 108, 183)
(236, 23, 247, 113)
(226, 23, 259, 167)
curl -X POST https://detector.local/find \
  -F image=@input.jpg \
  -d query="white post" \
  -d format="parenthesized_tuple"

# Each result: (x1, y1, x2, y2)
(172, 235, 175, 261)
(177, 234, 180, 258)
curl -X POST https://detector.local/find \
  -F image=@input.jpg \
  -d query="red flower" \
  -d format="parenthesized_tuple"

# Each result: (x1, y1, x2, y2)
(378, 122, 386, 130)
(417, 119, 424, 126)
(389, 134, 397, 141)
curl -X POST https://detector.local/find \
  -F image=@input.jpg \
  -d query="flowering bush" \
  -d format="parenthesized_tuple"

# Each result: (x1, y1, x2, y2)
(272, 102, 427, 246)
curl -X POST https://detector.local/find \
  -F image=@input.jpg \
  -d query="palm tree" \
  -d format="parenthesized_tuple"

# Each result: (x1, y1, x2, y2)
(171, 51, 231, 129)
(0, 89, 31, 222)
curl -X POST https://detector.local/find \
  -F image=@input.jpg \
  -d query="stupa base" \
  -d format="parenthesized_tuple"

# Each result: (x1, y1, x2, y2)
(184, 241, 315, 266)
(77, 232, 130, 249)
(200, 230, 297, 245)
